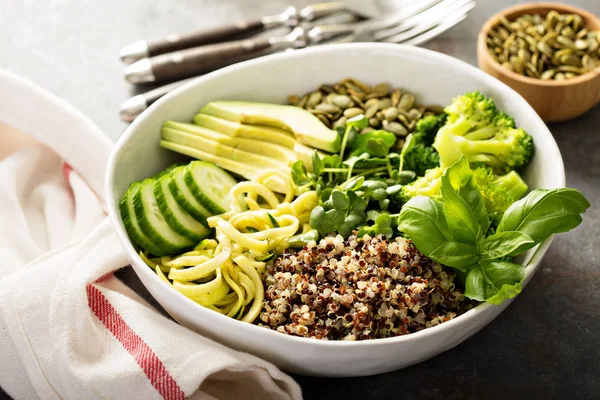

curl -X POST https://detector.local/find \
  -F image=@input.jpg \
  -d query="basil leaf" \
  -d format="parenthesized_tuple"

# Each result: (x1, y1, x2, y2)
(398, 196, 453, 257)
(428, 242, 480, 271)
(464, 260, 524, 303)
(481, 231, 534, 260)
(446, 157, 490, 237)
(441, 168, 481, 245)
(497, 188, 590, 254)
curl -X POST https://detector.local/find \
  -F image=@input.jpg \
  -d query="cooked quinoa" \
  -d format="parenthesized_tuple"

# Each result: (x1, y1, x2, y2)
(258, 234, 474, 340)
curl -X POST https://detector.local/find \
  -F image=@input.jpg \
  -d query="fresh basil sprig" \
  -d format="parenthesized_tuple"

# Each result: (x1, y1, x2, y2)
(398, 157, 590, 304)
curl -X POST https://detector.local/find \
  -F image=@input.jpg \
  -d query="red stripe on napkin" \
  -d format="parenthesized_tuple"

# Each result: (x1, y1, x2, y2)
(87, 283, 186, 400)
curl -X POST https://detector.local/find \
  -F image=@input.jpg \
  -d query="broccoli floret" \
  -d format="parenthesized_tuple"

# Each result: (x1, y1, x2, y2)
(401, 113, 446, 176)
(472, 168, 518, 224)
(403, 144, 440, 177)
(413, 113, 447, 146)
(395, 167, 444, 206)
(433, 92, 533, 174)
(492, 170, 528, 200)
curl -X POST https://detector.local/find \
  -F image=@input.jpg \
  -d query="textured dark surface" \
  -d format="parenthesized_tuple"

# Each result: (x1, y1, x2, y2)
(1, 0, 599, 399)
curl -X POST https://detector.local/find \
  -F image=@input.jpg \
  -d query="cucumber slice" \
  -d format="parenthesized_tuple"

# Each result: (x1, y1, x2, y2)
(154, 175, 212, 242)
(119, 183, 164, 256)
(133, 178, 194, 254)
(184, 161, 237, 214)
(169, 165, 212, 225)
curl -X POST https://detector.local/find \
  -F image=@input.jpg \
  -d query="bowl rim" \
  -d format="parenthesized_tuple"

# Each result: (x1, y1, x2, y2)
(107, 42, 565, 348)
(477, 2, 600, 87)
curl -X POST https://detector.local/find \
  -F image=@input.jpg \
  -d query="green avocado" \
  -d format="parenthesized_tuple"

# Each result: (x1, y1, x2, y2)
(193, 113, 297, 149)
(199, 101, 341, 153)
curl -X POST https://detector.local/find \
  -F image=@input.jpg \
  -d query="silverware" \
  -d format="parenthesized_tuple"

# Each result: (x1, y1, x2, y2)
(120, 1, 406, 64)
(120, 0, 474, 121)
(124, 0, 468, 84)
(119, 78, 196, 122)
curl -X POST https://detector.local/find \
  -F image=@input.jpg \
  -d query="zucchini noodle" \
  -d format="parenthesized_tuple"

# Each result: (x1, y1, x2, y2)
(141, 169, 318, 323)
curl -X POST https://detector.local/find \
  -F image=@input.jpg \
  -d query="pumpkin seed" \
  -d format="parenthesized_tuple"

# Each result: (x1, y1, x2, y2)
(372, 83, 390, 96)
(315, 103, 340, 113)
(332, 95, 352, 109)
(540, 69, 556, 80)
(560, 54, 582, 67)
(383, 107, 399, 121)
(391, 89, 401, 107)
(296, 95, 308, 109)
(307, 91, 323, 108)
(557, 35, 576, 49)
(361, 127, 374, 134)
(320, 84, 335, 94)
(350, 94, 364, 108)
(344, 108, 364, 118)
(382, 121, 408, 137)
(333, 117, 347, 129)
(378, 98, 392, 110)
(369, 117, 381, 128)
(398, 94, 415, 111)
(365, 103, 379, 119)
(316, 114, 331, 128)
(407, 108, 421, 121)
(564, 72, 578, 79)
(557, 65, 584, 74)
(574, 39, 588, 50)
(555, 72, 566, 80)
(375, 111, 385, 120)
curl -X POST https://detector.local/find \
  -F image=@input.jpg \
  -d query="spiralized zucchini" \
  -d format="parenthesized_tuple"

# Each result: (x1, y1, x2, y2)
(140, 169, 317, 322)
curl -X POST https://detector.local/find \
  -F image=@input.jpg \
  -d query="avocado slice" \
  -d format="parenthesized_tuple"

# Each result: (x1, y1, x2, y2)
(163, 121, 297, 165)
(199, 101, 341, 153)
(160, 141, 286, 193)
(161, 128, 289, 172)
(194, 113, 296, 149)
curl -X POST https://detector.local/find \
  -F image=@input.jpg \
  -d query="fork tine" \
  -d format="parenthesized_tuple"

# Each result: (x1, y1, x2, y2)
(374, 0, 468, 40)
(377, 0, 475, 43)
(400, 12, 470, 46)
(358, 0, 442, 31)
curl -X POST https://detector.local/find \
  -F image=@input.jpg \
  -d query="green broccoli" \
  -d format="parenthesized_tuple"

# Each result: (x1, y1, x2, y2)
(433, 92, 533, 174)
(472, 167, 528, 224)
(412, 113, 447, 146)
(401, 113, 446, 176)
(393, 165, 528, 224)
(393, 167, 444, 207)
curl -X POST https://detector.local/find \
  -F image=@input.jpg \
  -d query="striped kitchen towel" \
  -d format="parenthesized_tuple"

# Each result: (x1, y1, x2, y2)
(0, 70, 302, 400)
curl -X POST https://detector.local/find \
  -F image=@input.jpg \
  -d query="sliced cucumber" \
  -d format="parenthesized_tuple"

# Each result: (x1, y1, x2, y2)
(169, 165, 212, 225)
(133, 178, 194, 254)
(119, 183, 164, 256)
(154, 175, 212, 242)
(150, 163, 180, 180)
(184, 161, 237, 214)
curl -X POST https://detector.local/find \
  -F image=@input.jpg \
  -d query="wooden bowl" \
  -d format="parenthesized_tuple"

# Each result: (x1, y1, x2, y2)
(478, 3, 600, 122)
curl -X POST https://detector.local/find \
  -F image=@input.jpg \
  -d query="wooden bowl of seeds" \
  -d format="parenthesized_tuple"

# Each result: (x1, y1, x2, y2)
(478, 3, 600, 122)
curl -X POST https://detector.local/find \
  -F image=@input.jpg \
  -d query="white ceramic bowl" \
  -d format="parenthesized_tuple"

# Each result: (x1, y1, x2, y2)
(106, 43, 565, 377)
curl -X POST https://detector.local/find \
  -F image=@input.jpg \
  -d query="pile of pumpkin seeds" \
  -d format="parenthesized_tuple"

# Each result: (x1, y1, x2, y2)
(288, 78, 442, 140)
(486, 11, 600, 80)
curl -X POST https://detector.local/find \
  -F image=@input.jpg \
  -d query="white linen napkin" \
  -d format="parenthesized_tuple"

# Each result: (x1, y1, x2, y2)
(0, 72, 302, 400)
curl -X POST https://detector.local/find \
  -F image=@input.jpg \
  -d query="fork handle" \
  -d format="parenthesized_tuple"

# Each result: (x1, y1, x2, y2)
(147, 18, 266, 57)
(150, 37, 273, 82)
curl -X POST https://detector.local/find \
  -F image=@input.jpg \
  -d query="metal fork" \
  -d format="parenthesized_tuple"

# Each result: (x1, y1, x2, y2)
(120, 0, 474, 121)
(120, 0, 417, 64)
(125, 0, 467, 84)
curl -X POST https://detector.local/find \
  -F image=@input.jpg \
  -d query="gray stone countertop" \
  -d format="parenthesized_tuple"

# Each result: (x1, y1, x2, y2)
(1, 0, 599, 398)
